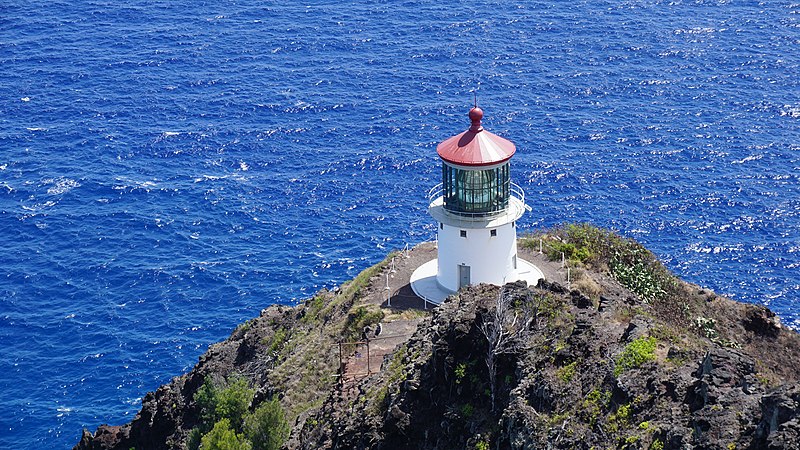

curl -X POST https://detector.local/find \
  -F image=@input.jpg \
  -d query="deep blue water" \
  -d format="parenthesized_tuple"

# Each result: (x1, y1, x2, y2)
(1, 0, 798, 447)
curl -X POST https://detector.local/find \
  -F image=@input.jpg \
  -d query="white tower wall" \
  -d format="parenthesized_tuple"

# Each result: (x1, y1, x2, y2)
(436, 221, 518, 292)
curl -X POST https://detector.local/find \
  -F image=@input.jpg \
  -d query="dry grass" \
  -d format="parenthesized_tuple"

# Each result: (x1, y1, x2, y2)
(572, 272, 602, 300)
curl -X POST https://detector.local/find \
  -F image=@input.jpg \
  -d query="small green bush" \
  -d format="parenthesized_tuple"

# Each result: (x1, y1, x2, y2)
(187, 427, 203, 450)
(195, 376, 255, 433)
(199, 419, 251, 450)
(192, 376, 289, 450)
(244, 398, 290, 450)
(557, 361, 578, 383)
(695, 316, 717, 339)
(609, 402, 632, 429)
(266, 327, 287, 357)
(581, 389, 611, 427)
(301, 295, 326, 324)
(615, 336, 657, 376)
(216, 378, 254, 432)
(609, 249, 667, 303)
(454, 363, 467, 384)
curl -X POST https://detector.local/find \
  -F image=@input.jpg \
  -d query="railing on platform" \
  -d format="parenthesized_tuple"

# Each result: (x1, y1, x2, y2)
(426, 182, 530, 220)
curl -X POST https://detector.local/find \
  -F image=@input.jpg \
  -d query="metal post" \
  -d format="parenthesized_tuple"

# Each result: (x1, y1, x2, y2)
(385, 274, 391, 306)
(567, 267, 571, 290)
(366, 341, 371, 375)
(338, 342, 343, 382)
(539, 238, 543, 254)
(561, 252, 565, 269)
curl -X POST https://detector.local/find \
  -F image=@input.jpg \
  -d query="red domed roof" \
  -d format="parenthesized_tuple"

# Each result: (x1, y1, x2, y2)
(436, 107, 516, 167)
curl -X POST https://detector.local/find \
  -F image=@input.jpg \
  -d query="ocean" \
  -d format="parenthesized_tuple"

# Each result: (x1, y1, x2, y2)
(1, 0, 798, 447)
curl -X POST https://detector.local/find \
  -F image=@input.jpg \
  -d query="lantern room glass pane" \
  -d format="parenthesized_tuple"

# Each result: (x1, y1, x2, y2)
(442, 163, 509, 216)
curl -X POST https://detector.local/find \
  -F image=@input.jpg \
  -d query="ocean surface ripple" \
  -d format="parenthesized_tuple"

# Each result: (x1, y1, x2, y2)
(1, 0, 798, 447)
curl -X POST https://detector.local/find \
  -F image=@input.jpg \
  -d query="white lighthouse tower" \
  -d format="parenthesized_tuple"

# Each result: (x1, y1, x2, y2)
(411, 105, 543, 304)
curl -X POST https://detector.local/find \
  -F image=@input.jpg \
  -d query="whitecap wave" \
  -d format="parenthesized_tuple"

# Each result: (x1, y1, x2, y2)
(46, 178, 80, 195)
(781, 105, 800, 118)
(731, 154, 763, 165)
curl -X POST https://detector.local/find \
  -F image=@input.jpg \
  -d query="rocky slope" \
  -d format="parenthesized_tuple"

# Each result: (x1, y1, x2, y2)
(300, 280, 800, 449)
(75, 229, 800, 450)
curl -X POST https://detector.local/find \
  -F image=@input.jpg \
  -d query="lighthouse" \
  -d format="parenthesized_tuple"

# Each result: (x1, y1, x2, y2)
(410, 105, 543, 304)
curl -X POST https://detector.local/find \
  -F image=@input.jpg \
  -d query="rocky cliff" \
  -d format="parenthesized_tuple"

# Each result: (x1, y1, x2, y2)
(75, 227, 800, 450)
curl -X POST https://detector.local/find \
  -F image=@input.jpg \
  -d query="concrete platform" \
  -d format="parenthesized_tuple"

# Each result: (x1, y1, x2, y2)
(410, 258, 545, 305)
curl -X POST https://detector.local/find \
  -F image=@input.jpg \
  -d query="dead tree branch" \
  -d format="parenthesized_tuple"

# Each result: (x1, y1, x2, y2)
(479, 286, 535, 412)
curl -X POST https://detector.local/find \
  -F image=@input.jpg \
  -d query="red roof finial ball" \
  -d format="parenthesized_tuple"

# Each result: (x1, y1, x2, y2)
(469, 107, 484, 132)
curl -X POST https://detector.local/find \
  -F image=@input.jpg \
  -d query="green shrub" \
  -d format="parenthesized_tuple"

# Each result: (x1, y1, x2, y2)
(610, 402, 631, 427)
(557, 361, 578, 383)
(199, 419, 251, 450)
(195, 376, 255, 433)
(615, 337, 657, 376)
(524, 224, 677, 305)
(244, 398, 290, 450)
(265, 327, 287, 357)
(580, 389, 612, 427)
(454, 362, 467, 384)
(216, 378, 254, 432)
(192, 376, 289, 450)
(461, 403, 474, 418)
(195, 379, 219, 428)
(187, 426, 204, 450)
(301, 295, 326, 324)
(695, 316, 717, 339)
(609, 248, 667, 303)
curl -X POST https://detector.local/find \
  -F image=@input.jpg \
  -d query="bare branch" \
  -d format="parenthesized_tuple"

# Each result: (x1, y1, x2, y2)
(480, 285, 538, 411)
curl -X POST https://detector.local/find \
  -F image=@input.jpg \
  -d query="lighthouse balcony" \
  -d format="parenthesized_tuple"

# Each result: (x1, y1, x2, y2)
(427, 182, 530, 228)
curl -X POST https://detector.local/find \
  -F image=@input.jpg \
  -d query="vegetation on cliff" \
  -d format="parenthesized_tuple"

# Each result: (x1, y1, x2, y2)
(75, 225, 800, 450)
(185, 375, 288, 450)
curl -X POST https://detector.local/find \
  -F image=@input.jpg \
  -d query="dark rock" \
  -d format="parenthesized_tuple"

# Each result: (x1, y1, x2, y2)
(684, 349, 764, 448)
(74, 426, 129, 450)
(524, 377, 554, 414)
(570, 290, 593, 309)
(744, 305, 782, 339)
(386, 405, 410, 434)
(755, 384, 800, 448)
(598, 295, 612, 311)
(620, 317, 650, 342)
(536, 278, 568, 294)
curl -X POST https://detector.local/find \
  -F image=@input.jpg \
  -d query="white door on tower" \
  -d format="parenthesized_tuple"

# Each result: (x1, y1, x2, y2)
(458, 264, 471, 290)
